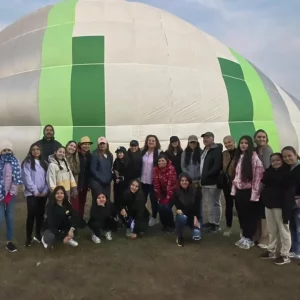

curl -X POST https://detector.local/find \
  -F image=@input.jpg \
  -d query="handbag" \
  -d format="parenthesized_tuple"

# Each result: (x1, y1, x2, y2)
(217, 156, 234, 189)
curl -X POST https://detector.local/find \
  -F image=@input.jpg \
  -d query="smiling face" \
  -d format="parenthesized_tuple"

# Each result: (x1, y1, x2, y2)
(130, 145, 138, 153)
(171, 141, 179, 148)
(239, 139, 249, 152)
(189, 141, 197, 150)
(98, 142, 107, 152)
(31, 145, 41, 158)
(44, 126, 54, 140)
(55, 189, 65, 202)
(255, 131, 268, 147)
(67, 142, 77, 154)
(203, 135, 214, 147)
(271, 154, 283, 169)
(130, 181, 139, 193)
(282, 150, 298, 166)
(55, 147, 65, 160)
(158, 157, 168, 168)
(223, 136, 235, 151)
(80, 142, 91, 153)
(147, 137, 157, 149)
(180, 176, 190, 189)
(117, 152, 124, 159)
(96, 194, 107, 206)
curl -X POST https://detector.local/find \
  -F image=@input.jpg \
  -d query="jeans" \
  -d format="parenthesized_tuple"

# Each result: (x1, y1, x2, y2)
(141, 183, 158, 218)
(26, 196, 47, 240)
(290, 207, 300, 255)
(0, 196, 16, 241)
(158, 202, 174, 228)
(175, 214, 201, 240)
(202, 187, 222, 225)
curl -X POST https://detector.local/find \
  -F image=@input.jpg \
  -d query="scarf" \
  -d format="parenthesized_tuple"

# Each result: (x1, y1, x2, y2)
(0, 153, 22, 201)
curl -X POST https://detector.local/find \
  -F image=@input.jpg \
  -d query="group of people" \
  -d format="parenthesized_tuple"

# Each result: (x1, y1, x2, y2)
(0, 125, 300, 266)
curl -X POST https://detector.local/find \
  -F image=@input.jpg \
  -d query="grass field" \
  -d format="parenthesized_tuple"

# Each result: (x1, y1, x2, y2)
(1, 194, 300, 300)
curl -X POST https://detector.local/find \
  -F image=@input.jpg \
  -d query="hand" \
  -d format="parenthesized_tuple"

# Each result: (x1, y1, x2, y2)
(40, 192, 48, 197)
(68, 229, 74, 239)
(116, 178, 120, 183)
(63, 236, 71, 243)
(194, 216, 200, 228)
(71, 188, 78, 198)
(34, 192, 41, 197)
(120, 209, 127, 217)
(177, 209, 183, 215)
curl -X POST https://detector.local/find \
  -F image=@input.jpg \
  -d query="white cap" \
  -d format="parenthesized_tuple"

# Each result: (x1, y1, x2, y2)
(0, 140, 13, 152)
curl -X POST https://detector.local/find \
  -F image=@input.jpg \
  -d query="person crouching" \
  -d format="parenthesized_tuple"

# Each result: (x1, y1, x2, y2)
(41, 186, 79, 249)
(88, 193, 115, 243)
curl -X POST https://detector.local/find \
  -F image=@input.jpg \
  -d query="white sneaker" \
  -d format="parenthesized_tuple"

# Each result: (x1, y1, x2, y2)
(148, 217, 159, 227)
(235, 236, 245, 247)
(239, 238, 254, 250)
(258, 243, 268, 249)
(105, 231, 112, 241)
(126, 229, 131, 237)
(66, 239, 78, 247)
(92, 234, 101, 244)
(289, 252, 300, 259)
(41, 236, 48, 249)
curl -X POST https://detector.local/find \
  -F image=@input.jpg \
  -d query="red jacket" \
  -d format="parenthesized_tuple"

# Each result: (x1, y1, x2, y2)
(153, 161, 177, 205)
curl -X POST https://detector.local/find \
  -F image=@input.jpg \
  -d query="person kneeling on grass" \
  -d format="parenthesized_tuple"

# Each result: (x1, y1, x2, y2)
(120, 179, 147, 239)
(41, 186, 79, 249)
(173, 173, 201, 247)
(259, 153, 294, 265)
(88, 193, 115, 244)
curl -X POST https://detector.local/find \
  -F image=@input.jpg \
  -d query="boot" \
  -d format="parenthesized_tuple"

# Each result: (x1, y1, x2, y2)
(258, 219, 269, 249)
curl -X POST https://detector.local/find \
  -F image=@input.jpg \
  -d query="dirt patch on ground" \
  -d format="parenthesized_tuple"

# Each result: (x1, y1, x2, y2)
(0, 194, 299, 300)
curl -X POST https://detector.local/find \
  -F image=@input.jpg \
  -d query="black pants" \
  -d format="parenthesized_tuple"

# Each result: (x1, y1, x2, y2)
(158, 203, 175, 228)
(235, 189, 259, 240)
(88, 217, 115, 237)
(223, 184, 234, 228)
(26, 196, 47, 240)
(90, 181, 111, 202)
(114, 181, 128, 215)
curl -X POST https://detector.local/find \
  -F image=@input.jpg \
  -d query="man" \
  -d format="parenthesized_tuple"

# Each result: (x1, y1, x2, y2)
(200, 132, 223, 233)
(37, 125, 62, 161)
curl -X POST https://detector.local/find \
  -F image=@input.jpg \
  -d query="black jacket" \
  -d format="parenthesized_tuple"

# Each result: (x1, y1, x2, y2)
(261, 165, 294, 224)
(173, 186, 200, 220)
(37, 138, 62, 162)
(165, 150, 182, 177)
(78, 152, 92, 191)
(200, 144, 222, 186)
(127, 149, 142, 180)
(44, 202, 78, 237)
(90, 197, 112, 222)
(122, 189, 146, 234)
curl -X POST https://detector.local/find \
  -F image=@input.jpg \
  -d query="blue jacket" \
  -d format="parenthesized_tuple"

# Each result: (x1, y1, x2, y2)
(90, 151, 113, 185)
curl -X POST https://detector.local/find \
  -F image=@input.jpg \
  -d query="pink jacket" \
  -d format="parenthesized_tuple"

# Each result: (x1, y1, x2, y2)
(231, 152, 264, 201)
(2, 163, 18, 196)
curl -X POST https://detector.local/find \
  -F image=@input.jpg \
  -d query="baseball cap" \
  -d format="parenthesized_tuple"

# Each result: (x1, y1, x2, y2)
(170, 136, 179, 143)
(130, 140, 139, 147)
(201, 132, 214, 138)
(188, 135, 198, 143)
(115, 146, 127, 154)
(97, 137, 107, 144)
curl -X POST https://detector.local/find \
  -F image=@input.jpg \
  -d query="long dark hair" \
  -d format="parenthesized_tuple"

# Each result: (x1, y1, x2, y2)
(166, 141, 183, 155)
(155, 153, 170, 167)
(184, 142, 201, 166)
(142, 135, 161, 153)
(234, 135, 255, 182)
(97, 143, 113, 159)
(48, 186, 71, 208)
(124, 179, 145, 200)
(115, 149, 129, 167)
(54, 147, 70, 172)
(21, 142, 48, 171)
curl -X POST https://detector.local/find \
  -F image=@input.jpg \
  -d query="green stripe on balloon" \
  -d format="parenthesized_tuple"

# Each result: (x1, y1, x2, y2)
(38, 0, 78, 145)
(229, 49, 280, 151)
(71, 36, 106, 145)
(218, 58, 255, 142)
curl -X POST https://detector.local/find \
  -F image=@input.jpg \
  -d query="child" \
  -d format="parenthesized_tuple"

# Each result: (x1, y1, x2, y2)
(0, 141, 22, 252)
(88, 193, 115, 243)
(120, 179, 147, 239)
(41, 186, 79, 249)
(259, 153, 293, 265)
(231, 136, 264, 250)
(173, 173, 201, 247)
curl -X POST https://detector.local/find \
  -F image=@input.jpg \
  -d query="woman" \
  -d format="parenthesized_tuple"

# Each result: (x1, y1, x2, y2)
(153, 154, 177, 231)
(141, 135, 162, 227)
(281, 146, 300, 259)
(165, 136, 183, 177)
(231, 136, 264, 250)
(77, 136, 93, 226)
(65, 141, 80, 210)
(259, 153, 293, 265)
(254, 129, 274, 249)
(113, 146, 130, 216)
(221, 136, 236, 236)
(173, 173, 201, 247)
(21, 142, 49, 247)
(0, 141, 22, 253)
(127, 140, 142, 181)
(88, 193, 114, 243)
(47, 146, 77, 197)
(41, 186, 79, 249)
(90, 137, 113, 201)
(120, 179, 147, 239)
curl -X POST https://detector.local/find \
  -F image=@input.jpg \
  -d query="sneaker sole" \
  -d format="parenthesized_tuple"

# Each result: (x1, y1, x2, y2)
(260, 256, 276, 259)
(6, 247, 17, 253)
(274, 260, 291, 265)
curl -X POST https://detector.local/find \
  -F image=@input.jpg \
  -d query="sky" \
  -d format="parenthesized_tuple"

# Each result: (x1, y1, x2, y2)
(0, 0, 299, 99)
